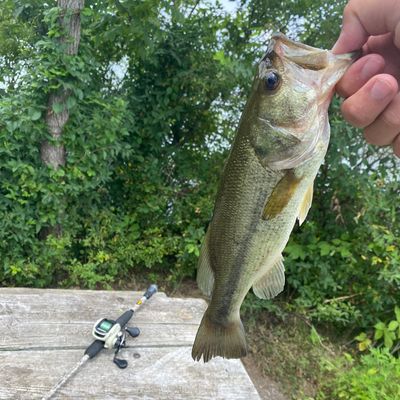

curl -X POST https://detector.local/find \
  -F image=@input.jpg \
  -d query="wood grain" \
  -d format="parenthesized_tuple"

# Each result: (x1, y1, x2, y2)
(0, 288, 261, 399)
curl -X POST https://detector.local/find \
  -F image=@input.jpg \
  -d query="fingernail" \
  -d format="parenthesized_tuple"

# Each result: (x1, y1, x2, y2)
(361, 59, 382, 80)
(370, 80, 392, 100)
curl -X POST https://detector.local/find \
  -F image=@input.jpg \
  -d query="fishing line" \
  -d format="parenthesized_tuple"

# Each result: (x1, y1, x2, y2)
(41, 284, 158, 400)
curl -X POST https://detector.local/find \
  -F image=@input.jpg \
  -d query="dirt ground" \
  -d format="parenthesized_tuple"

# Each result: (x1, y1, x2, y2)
(242, 355, 288, 400)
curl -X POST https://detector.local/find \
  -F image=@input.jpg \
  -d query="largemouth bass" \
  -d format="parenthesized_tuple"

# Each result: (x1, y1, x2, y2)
(192, 33, 355, 362)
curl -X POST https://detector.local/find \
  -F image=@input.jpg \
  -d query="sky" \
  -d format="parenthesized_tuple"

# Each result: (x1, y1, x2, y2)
(220, 0, 238, 13)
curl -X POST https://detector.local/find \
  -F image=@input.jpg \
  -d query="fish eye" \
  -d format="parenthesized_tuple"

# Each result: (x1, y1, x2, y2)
(264, 71, 281, 91)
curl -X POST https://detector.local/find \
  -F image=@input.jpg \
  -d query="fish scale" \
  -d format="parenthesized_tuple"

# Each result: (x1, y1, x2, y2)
(192, 33, 356, 363)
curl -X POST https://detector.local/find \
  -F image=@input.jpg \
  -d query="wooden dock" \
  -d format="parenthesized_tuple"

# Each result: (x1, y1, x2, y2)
(0, 288, 261, 399)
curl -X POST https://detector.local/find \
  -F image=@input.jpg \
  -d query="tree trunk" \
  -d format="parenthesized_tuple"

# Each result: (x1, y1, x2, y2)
(40, 0, 84, 239)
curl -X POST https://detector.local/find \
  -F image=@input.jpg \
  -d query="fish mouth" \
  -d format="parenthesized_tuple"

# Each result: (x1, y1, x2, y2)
(261, 33, 357, 103)
(267, 32, 358, 71)
(256, 34, 358, 170)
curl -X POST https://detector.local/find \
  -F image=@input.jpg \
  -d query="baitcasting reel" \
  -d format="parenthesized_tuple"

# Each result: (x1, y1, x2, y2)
(93, 317, 141, 368)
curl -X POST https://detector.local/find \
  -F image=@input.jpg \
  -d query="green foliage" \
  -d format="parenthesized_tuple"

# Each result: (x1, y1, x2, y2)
(284, 212, 399, 328)
(319, 349, 400, 400)
(374, 318, 399, 352)
(355, 307, 400, 355)
(245, 313, 338, 399)
(2, 6, 399, 400)
(283, 98, 400, 329)
(0, 1, 398, 342)
(0, 0, 250, 288)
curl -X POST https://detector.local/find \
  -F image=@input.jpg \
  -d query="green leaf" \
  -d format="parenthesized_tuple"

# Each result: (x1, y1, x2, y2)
(319, 241, 332, 256)
(395, 306, 400, 322)
(374, 329, 384, 340)
(310, 326, 322, 345)
(14, 5, 26, 18)
(355, 332, 367, 341)
(374, 321, 386, 330)
(285, 243, 306, 260)
(388, 321, 399, 331)
(52, 103, 64, 114)
(358, 339, 371, 351)
(383, 331, 395, 349)
(29, 110, 42, 121)
(66, 96, 77, 109)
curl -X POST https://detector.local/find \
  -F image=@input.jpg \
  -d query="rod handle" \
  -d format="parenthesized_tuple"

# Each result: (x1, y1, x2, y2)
(84, 340, 104, 359)
(115, 309, 134, 328)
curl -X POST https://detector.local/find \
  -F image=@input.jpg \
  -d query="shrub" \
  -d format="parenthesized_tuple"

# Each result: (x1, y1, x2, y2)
(320, 349, 400, 400)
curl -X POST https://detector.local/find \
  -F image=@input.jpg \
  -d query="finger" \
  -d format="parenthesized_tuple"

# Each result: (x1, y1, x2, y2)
(364, 94, 400, 145)
(341, 74, 398, 128)
(336, 54, 385, 98)
(393, 134, 400, 157)
(332, 4, 369, 54)
(332, 0, 400, 54)
(364, 33, 400, 80)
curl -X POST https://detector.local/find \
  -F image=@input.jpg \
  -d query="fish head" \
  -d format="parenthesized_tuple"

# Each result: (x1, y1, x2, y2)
(249, 33, 356, 170)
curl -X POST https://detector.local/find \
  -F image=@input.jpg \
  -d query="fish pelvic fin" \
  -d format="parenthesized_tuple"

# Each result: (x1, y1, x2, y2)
(253, 255, 285, 299)
(192, 311, 248, 363)
(298, 182, 314, 226)
(196, 229, 214, 297)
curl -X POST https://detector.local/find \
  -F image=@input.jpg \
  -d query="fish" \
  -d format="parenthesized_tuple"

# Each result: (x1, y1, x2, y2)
(192, 33, 356, 363)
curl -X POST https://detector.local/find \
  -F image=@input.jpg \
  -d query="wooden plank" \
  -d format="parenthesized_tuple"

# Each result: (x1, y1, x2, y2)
(0, 289, 206, 349)
(0, 322, 200, 350)
(0, 289, 206, 325)
(0, 347, 260, 399)
(0, 288, 261, 400)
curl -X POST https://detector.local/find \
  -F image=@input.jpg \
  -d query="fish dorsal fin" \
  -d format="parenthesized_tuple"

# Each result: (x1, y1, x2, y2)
(252, 255, 285, 299)
(196, 229, 214, 297)
(262, 170, 302, 220)
(297, 183, 314, 226)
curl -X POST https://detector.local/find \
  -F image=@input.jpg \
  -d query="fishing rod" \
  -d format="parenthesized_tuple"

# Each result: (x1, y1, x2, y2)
(42, 284, 158, 400)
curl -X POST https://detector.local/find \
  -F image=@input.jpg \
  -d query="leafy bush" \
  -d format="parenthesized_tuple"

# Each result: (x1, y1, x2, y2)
(319, 349, 400, 400)
(0, 2, 398, 340)
(283, 99, 400, 328)
(0, 1, 247, 288)
(355, 306, 400, 357)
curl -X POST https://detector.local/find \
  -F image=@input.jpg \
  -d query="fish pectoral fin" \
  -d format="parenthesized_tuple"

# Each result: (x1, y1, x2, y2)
(262, 170, 302, 220)
(298, 183, 314, 226)
(252, 255, 285, 299)
(196, 229, 214, 297)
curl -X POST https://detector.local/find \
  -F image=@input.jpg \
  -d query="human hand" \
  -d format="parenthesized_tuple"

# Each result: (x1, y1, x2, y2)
(333, 0, 400, 157)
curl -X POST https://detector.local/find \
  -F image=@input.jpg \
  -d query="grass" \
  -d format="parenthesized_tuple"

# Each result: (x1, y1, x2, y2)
(243, 309, 340, 399)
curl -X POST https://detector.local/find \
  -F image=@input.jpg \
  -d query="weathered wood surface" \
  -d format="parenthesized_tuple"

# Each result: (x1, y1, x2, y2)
(0, 288, 261, 399)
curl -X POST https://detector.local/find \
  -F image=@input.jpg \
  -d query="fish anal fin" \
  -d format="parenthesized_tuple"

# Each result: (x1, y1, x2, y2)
(298, 183, 314, 226)
(253, 256, 285, 299)
(196, 229, 214, 297)
(262, 170, 302, 220)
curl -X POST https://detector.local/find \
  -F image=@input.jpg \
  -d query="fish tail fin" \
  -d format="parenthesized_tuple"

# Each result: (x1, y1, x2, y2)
(192, 310, 247, 362)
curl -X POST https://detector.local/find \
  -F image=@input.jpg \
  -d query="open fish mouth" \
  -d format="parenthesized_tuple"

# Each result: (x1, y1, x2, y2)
(261, 33, 359, 99)
(255, 33, 357, 170)
(269, 33, 359, 69)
